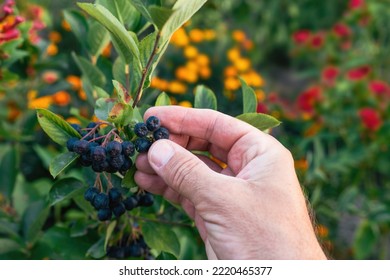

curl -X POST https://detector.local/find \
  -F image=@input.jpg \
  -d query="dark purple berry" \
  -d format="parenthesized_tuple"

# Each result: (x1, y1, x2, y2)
(109, 155, 125, 170)
(134, 138, 152, 153)
(80, 153, 92, 166)
(92, 146, 106, 162)
(134, 123, 149, 137)
(146, 116, 161, 132)
(70, 123, 82, 133)
(97, 208, 112, 221)
(121, 141, 135, 157)
(66, 137, 79, 152)
(123, 195, 138, 211)
(73, 140, 89, 154)
(108, 188, 122, 205)
(92, 160, 108, 173)
(107, 246, 125, 259)
(92, 193, 109, 209)
(112, 203, 126, 217)
(106, 141, 122, 157)
(126, 243, 143, 257)
(153, 127, 170, 140)
(84, 187, 99, 202)
(119, 157, 133, 174)
(138, 192, 154, 207)
(87, 122, 98, 130)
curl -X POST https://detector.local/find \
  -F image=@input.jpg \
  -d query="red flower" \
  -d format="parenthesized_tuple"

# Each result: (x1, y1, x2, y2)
(322, 66, 339, 86)
(349, 0, 365, 10)
(297, 86, 322, 113)
(292, 30, 311, 45)
(333, 23, 351, 38)
(310, 32, 325, 49)
(369, 80, 390, 97)
(347, 66, 370, 81)
(256, 103, 268, 114)
(359, 108, 382, 131)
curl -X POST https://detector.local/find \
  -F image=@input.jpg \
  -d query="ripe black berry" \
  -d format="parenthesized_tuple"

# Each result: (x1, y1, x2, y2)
(125, 243, 143, 257)
(108, 188, 122, 205)
(86, 122, 98, 130)
(92, 193, 109, 209)
(134, 123, 149, 137)
(108, 155, 125, 170)
(66, 137, 79, 152)
(107, 246, 125, 259)
(138, 192, 154, 207)
(73, 139, 89, 154)
(134, 138, 152, 153)
(123, 195, 138, 211)
(146, 116, 161, 132)
(84, 187, 99, 202)
(119, 157, 133, 174)
(80, 153, 93, 166)
(106, 141, 122, 157)
(92, 146, 106, 162)
(97, 208, 112, 221)
(112, 203, 126, 217)
(92, 160, 108, 173)
(122, 141, 135, 157)
(153, 127, 170, 140)
(70, 123, 82, 133)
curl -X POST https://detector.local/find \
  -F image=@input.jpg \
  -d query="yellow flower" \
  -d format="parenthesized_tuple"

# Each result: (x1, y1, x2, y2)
(178, 100, 192, 108)
(227, 48, 241, 62)
(66, 75, 82, 90)
(242, 71, 264, 87)
(255, 90, 265, 102)
(185, 61, 198, 72)
(175, 67, 188, 81)
(199, 66, 211, 79)
(168, 81, 187, 94)
(28, 95, 53, 109)
(151, 77, 169, 91)
(52, 91, 71, 106)
(49, 31, 62, 43)
(170, 28, 189, 47)
(27, 90, 38, 100)
(224, 66, 238, 77)
(189, 29, 204, 43)
(234, 58, 251, 72)
(203, 29, 216, 40)
(195, 54, 210, 67)
(65, 117, 81, 125)
(46, 43, 58, 56)
(61, 19, 71, 31)
(232, 30, 246, 43)
(183, 45, 198, 59)
(224, 77, 240, 91)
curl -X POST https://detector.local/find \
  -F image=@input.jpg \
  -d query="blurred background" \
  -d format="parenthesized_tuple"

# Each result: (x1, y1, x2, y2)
(1, 0, 390, 259)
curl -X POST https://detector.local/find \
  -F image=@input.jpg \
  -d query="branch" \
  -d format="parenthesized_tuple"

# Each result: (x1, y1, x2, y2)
(132, 32, 161, 108)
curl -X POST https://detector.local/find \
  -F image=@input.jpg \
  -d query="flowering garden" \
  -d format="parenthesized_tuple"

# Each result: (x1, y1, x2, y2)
(1, 0, 389, 260)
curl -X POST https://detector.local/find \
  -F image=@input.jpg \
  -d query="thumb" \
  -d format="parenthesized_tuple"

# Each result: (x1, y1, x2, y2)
(147, 139, 225, 205)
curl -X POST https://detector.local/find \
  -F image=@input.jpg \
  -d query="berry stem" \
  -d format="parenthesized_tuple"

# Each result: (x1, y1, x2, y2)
(132, 31, 161, 109)
(81, 121, 112, 141)
(103, 172, 113, 190)
(94, 173, 102, 192)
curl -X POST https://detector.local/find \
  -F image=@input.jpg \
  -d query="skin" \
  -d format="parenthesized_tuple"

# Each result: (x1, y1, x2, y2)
(135, 106, 327, 260)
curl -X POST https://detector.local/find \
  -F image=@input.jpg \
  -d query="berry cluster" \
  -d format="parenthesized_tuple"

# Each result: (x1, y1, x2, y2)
(133, 116, 170, 153)
(84, 186, 154, 221)
(106, 235, 151, 259)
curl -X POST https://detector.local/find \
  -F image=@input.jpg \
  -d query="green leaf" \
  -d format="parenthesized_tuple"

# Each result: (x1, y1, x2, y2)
(72, 52, 106, 89)
(236, 113, 281, 131)
(0, 145, 17, 201)
(49, 178, 85, 206)
(86, 238, 106, 259)
(49, 152, 80, 179)
(113, 80, 131, 104)
(122, 165, 137, 188)
(149, 5, 174, 30)
(130, 0, 153, 23)
(36, 109, 81, 146)
(94, 86, 110, 98)
(77, 3, 141, 68)
(156, 252, 177, 260)
(155, 92, 171, 106)
(87, 20, 110, 57)
(108, 102, 134, 127)
(141, 221, 180, 258)
(160, 0, 208, 44)
(22, 200, 50, 243)
(95, 98, 116, 121)
(104, 221, 117, 250)
(63, 10, 88, 47)
(113, 57, 127, 88)
(240, 77, 257, 113)
(194, 85, 217, 110)
(0, 238, 22, 255)
(353, 220, 379, 259)
(97, 0, 141, 30)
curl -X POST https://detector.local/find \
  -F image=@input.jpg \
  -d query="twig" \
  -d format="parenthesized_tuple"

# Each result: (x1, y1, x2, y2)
(132, 32, 161, 108)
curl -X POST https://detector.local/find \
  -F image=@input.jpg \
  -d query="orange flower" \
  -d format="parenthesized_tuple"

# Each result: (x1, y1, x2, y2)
(203, 29, 216, 40)
(195, 54, 210, 67)
(232, 30, 246, 43)
(227, 48, 241, 62)
(61, 19, 71, 31)
(28, 95, 53, 109)
(224, 66, 238, 77)
(183, 45, 198, 59)
(46, 43, 58, 56)
(178, 100, 192, 108)
(316, 224, 329, 238)
(65, 117, 81, 125)
(168, 81, 187, 94)
(78, 89, 87, 101)
(52, 91, 71, 106)
(224, 77, 240, 91)
(294, 158, 309, 171)
(66, 75, 82, 90)
(48, 31, 62, 43)
(102, 43, 112, 57)
(199, 66, 211, 79)
(170, 28, 189, 47)
(255, 90, 265, 102)
(234, 58, 251, 72)
(189, 29, 204, 43)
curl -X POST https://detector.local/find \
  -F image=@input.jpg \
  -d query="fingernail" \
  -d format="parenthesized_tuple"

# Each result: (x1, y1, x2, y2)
(149, 140, 174, 168)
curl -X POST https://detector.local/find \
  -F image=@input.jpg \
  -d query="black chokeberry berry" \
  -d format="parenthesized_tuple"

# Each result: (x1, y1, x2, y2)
(119, 157, 133, 174)
(92, 193, 109, 209)
(92, 160, 108, 173)
(106, 141, 122, 157)
(108, 188, 122, 205)
(126, 243, 143, 257)
(112, 203, 126, 217)
(107, 246, 125, 259)
(86, 122, 98, 130)
(80, 153, 93, 166)
(123, 195, 138, 211)
(138, 192, 154, 207)
(84, 187, 99, 202)
(66, 137, 79, 152)
(153, 127, 170, 140)
(146, 116, 161, 132)
(134, 138, 152, 153)
(92, 146, 106, 162)
(134, 123, 149, 137)
(97, 208, 112, 221)
(73, 139, 89, 154)
(70, 123, 82, 133)
(109, 155, 125, 170)
(122, 141, 135, 157)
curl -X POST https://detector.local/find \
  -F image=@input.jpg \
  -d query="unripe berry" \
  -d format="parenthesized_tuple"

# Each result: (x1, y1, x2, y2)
(134, 123, 149, 137)
(146, 116, 161, 132)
